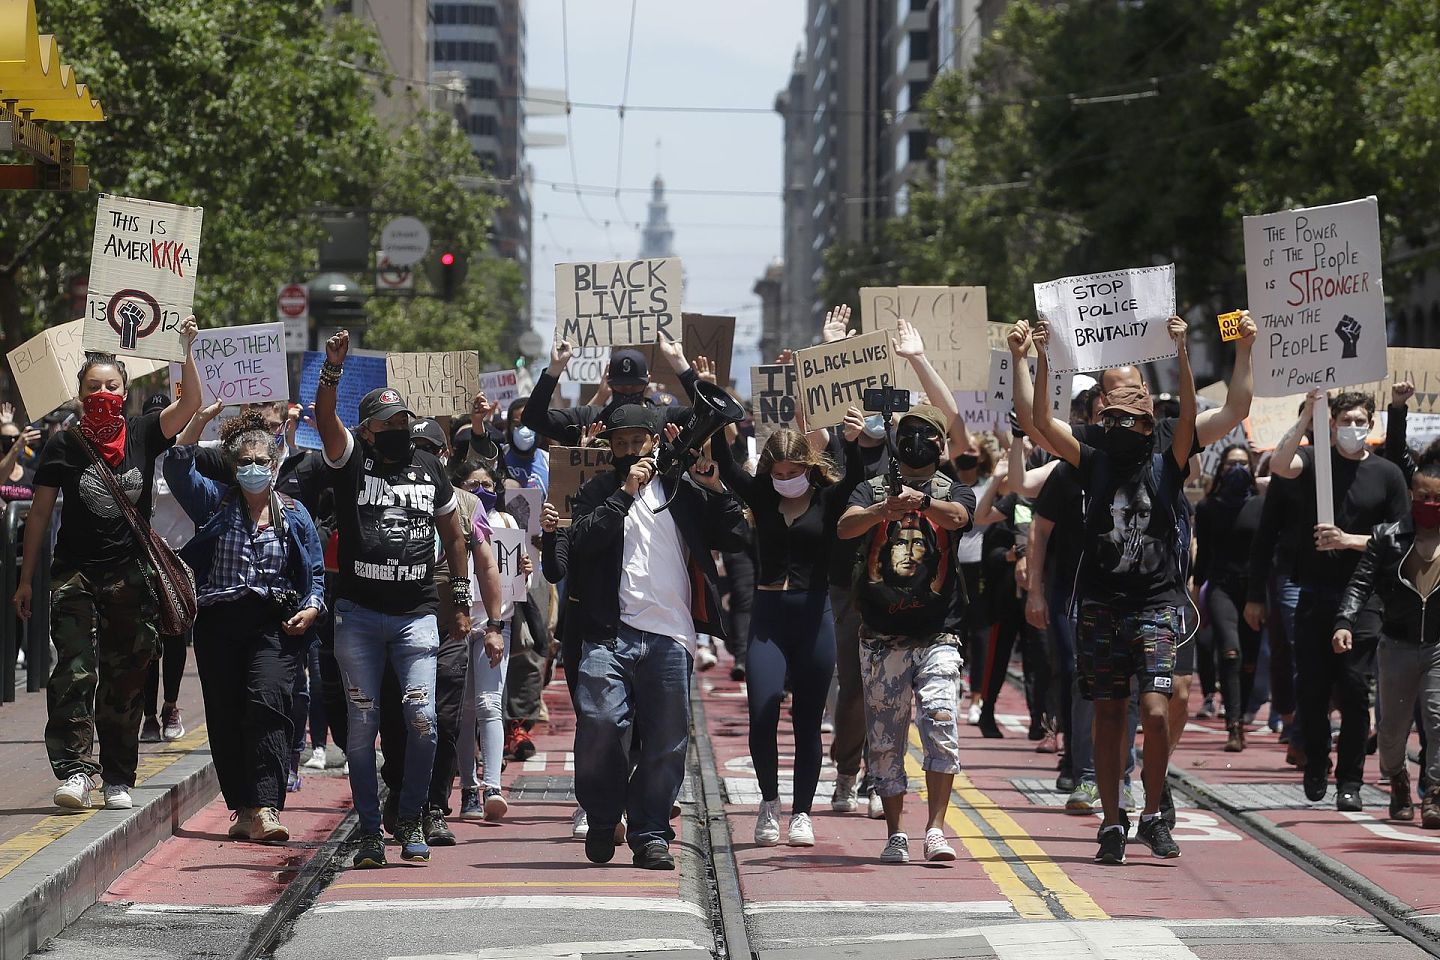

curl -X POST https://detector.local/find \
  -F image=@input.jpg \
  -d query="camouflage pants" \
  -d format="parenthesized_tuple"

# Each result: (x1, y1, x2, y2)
(46, 560, 160, 786)
(859, 631, 964, 798)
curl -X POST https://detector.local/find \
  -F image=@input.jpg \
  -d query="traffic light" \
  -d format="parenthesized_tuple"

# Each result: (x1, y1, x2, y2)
(431, 249, 467, 302)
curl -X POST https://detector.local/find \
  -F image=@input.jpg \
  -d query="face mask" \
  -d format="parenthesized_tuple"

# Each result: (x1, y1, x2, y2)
(80, 390, 127, 466)
(897, 431, 940, 469)
(236, 463, 274, 494)
(371, 428, 413, 463)
(954, 453, 979, 471)
(0, 435, 16, 455)
(612, 454, 642, 477)
(1335, 424, 1369, 455)
(862, 414, 887, 440)
(1413, 499, 1440, 530)
(475, 486, 498, 513)
(1100, 426, 1153, 461)
(1217, 465, 1252, 502)
(512, 426, 536, 453)
(771, 473, 811, 498)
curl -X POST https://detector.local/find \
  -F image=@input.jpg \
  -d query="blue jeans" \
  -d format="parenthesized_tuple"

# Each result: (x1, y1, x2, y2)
(332, 599, 440, 834)
(575, 624, 692, 851)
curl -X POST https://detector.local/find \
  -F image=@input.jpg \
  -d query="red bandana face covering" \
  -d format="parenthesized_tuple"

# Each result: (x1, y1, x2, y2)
(80, 391, 127, 467)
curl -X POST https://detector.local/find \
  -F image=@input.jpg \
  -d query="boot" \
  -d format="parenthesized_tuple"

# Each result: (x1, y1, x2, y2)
(1388, 770, 1415, 822)
(1224, 723, 1245, 753)
(1422, 785, 1440, 830)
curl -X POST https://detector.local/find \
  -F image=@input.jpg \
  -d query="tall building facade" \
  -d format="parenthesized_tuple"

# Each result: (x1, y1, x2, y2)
(339, 0, 431, 123)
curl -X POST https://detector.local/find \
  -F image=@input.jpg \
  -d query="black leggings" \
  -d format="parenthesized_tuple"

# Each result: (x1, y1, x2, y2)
(981, 590, 1050, 726)
(746, 589, 836, 814)
(1207, 578, 1261, 727)
(959, 562, 986, 695)
(145, 630, 189, 716)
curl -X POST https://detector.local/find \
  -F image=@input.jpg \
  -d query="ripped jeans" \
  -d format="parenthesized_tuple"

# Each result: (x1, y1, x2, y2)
(333, 599, 440, 834)
(859, 631, 963, 798)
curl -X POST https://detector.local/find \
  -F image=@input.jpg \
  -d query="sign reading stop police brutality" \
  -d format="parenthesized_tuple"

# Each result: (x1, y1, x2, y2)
(83, 195, 204, 362)
(1243, 197, 1386, 397)
(554, 257, 682, 347)
(1033, 264, 1176, 375)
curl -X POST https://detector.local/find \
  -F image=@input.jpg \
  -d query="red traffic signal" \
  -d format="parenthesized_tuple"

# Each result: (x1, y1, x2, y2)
(441, 252, 455, 266)
(429, 249, 466, 301)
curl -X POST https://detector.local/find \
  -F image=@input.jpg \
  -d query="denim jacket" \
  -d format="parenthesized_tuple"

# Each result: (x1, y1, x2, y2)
(164, 444, 327, 620)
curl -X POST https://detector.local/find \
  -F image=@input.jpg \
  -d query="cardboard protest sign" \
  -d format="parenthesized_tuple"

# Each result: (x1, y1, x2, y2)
(860, 286, 989, 391)
(751, 363, 797, 443)
(953, 390, 1004, 433)
(626, 313, 736, 397)
(1243, 393, 1307, 450)
(562, 345, 611, 383)
(490, 526, 529, 603)
(385, 351, 481, 419)
(986, 322, 1013, 352)
(1352, 347, 1440, 416)
(1244, 198, 1386, 397)
(554, 257, 683, 347)
(295, 351, 387, 450)
(478, 369, 521, 410)
(547, 446, 614, 520)
(1382, 412, 1440, 452)
(7, 319, 167, 422)
(986, 350, 1066, 419)
(1033, 265, 1176, 375)
(793, 330, 896, 431)
(168, 322, 286, 405)
(83, 195, 204, 362)
(505, 486, 543, 540)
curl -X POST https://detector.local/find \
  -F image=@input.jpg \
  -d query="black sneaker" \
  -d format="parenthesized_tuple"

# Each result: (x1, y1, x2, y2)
(1055, 773, 1076, 793)
(382, 791, 401, 838)
(633, 840, 675, 870)
(1303, 770, 1328, 803)
(353, 832, 387, 869)
(1336, 783, 1363, 812)
(1136, 816, 1181, 859)
(424, 807, 456, 846)
(1159, 783, 1176, 828)
(977, 714, 1003, 739)
(585, 826, 617, 864)
(730, 664, 746, 682)
(396, 817, 431, 862)
(1095, 824, 1127, 864)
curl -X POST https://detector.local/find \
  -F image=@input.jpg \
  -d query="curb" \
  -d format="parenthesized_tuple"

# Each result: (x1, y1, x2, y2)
(691, 680, 753, 960)
(0, 746, 216, 960)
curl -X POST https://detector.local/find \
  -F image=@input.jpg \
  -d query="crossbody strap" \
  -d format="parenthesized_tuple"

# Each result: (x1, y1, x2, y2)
(79, 434, 154, 548)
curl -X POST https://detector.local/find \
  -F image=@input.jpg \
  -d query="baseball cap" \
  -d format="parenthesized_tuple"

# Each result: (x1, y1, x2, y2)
(897, 403, 947, 438)
(410, 418, 448, 451)
(1099, 384, 1155, 420)
(607, 348, 649, 387)
(599, 402, 658, 437)
(358, 387, 413, 425)
(1070, 374, 1098, 399)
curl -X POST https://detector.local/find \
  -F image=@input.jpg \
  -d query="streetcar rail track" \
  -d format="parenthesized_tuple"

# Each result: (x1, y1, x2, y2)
(692, 678, 754, 960)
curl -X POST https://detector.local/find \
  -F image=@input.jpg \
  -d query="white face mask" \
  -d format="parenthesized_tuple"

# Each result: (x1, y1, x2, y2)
(862, 414, 888, 440)
(1335, 424, 1369, 455)
(771, 473, 811, 499)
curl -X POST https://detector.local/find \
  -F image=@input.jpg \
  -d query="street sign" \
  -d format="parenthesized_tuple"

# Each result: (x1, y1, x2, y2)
(277, 282, 308, 320)
(376, 253, 415, 292)
(517, 330, 545, 356)
(379, 216, 430, 267)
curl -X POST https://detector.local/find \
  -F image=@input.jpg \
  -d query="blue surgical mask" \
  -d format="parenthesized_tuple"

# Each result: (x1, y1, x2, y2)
(236, 464, 273, 494)
(862, 414, 887, 440)
(512, 426, 536, 453)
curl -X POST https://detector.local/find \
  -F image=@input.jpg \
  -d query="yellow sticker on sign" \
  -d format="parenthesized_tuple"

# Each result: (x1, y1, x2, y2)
(1217, 310, 1245, 342)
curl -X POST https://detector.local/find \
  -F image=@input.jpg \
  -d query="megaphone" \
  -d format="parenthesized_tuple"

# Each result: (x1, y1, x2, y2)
(651, 379, 745, 512)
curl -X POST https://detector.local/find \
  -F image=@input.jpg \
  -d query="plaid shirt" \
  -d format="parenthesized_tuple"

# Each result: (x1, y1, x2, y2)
(197, 497, 323, 613)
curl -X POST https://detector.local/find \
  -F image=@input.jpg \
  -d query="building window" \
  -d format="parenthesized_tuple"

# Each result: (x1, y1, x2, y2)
(908, 80, 929, 113)
(908, 30, 930, 61)
(911, 0, 929, 9)
(907, 130, 929, 163)
(433, 39, 497, 62)
(433, 3, 498, 26)
(466, 114, 498, 136)
(468, 76, 497, 99)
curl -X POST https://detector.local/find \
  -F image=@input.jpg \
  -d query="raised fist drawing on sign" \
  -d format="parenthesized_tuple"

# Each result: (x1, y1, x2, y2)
(1335, 314, 1362, 359)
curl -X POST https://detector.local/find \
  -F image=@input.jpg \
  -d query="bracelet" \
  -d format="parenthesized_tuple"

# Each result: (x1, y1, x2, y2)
(919, 493, 932, 512)
(486, 618, 505, 633)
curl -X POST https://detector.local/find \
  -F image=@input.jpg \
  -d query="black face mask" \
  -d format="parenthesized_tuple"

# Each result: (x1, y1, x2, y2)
(0, 435, 16, 455)
(954, 452, 979, 471)
(612, 454, 642, 477)
(1099, 426, 1153, 462)
(897, 431, 941, 469)
(370, 429, 414, 463)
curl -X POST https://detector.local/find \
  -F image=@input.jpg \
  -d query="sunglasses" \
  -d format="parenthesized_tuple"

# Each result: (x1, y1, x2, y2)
(1100, 415, 1153, 430)
(236, 456, 274, 468)
(462, 480, 495, 492)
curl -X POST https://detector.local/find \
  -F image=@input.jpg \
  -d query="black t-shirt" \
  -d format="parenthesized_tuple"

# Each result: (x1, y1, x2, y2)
(1194, 492, 1261, 586)
(327, 431, 456, 616)
(34, 413, 174, 574)
(1034, 461, 1084, 585)
(846, 472, 976, 637)
(1075, 439, 1195, 611)
(1289, 446, 1409, 589)
(827, 435, 890, 587)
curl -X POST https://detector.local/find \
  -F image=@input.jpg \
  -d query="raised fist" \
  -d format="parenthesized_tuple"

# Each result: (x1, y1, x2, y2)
(1335, 315, 1361, 359)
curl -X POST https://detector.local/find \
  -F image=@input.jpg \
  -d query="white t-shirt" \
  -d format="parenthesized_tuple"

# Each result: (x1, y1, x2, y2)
(618, 479, 693, 646)
(954, 477, 989, 565)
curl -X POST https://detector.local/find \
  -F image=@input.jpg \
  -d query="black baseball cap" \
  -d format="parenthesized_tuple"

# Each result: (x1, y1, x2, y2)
(358, 387, 413, 425)
(599, 402, 658, 437)
(608, 348, 649, 387)
(410, 418, 447, 451)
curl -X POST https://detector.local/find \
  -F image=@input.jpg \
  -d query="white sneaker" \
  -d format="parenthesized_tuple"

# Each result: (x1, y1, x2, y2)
(831, 773, 859, 812)
(571, 807, 589, 839)
(103, 784, 133, 810)
(820, 714, 834, 734)
(696, 646, 718, 671)
(302, 747, 328, 770)
(881, 832, 910, 863)
(54, 773, 95, 810)
(787, 812, 815, 847)
(967, 703, 982, 725)
(924, 828, 957, 861)
(867, 792, 885, 819)
(342, 760, 349, 776)
(754, 799, 781, 846)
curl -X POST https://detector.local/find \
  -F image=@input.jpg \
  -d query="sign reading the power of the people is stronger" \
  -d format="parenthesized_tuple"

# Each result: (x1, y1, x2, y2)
(1243, 197, 1386, 397)
(1033, 265, 1176, 375)
(554, 258, 683, 347)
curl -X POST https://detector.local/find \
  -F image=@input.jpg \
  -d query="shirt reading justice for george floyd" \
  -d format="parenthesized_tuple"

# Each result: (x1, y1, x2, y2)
(326, 430, 456, 616)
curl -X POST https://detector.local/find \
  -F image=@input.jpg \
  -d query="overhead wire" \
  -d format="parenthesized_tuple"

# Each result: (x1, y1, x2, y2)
(611, 0, 640, 228)
(559, 0, 605, 230)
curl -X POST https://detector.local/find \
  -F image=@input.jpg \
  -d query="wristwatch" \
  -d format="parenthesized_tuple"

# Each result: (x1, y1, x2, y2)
(919, 493, 933, 512)
(485, 618, 505, 633)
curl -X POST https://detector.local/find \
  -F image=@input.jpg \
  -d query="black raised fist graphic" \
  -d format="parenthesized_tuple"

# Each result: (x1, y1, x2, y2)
(1335, 314, 1361, 359)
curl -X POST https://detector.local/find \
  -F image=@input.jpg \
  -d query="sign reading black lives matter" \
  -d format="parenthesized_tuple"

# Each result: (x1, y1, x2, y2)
(554, 257, 683, 348)
(1243, 198, 1386, 398)
(1033, 264, 1176, 375)
(83, 195, 204, 362)
(793, 330, 896, 431)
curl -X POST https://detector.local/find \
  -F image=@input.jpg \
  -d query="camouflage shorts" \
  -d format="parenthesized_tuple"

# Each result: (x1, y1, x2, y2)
(1076, 603, 1179, 702)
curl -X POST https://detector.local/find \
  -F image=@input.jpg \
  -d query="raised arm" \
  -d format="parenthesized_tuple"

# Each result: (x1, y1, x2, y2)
(1269, 390, 1321, 480)
(892, 318, 961, 440)
(708, 422, 759, 504)
(1385, 380, 1417, 484)
(1169, 316, 1197, 470)
(314, 330, 352, 464)
(1030, 322, 1081, 468)
(158, 317, 202, 438)
(524, 340, 588, 442)
(1195, 313, 1256, 446)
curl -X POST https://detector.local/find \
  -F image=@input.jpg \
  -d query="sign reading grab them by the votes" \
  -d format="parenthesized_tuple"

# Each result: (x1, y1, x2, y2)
(1243, 197, 1387, 397)
(7, 319, 168, 422)
(168, 321, 288, 405)
(83, 195, 204, 362)
(1033, 264, 1176, 375)
(554, 257, 683, 347)
(793, 329, 896, 431)
(859, 286, 989, 391)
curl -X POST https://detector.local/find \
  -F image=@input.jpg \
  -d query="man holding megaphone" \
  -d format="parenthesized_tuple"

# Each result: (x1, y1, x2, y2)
(567, 403, 749, 870)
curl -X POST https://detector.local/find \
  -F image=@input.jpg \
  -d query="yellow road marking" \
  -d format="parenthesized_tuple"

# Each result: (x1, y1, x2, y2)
(332, 881, 678, 889)
(902, 746, 1053, 919)
(0, 723, 210, 881)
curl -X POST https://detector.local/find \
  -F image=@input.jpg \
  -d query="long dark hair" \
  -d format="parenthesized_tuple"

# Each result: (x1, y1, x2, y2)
(1205, 443, 1256, 500)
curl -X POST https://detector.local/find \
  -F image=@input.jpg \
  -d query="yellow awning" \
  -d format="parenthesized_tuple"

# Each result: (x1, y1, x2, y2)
(0, 1, 104, 122)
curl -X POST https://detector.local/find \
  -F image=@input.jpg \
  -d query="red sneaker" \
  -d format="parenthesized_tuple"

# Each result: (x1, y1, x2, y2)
(511, 727, 537, 763)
